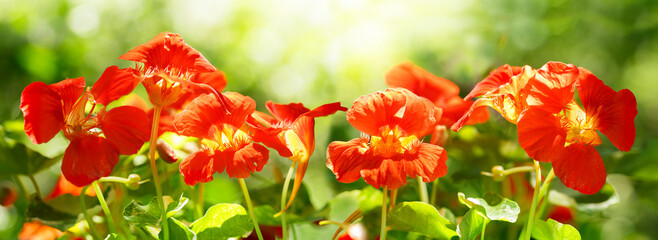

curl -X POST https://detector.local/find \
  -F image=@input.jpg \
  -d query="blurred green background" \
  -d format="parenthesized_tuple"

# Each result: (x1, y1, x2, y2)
(1, 0, 657, 239)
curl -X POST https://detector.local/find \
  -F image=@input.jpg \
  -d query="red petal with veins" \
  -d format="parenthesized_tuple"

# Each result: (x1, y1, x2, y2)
(46, 174, 95, 200)
(174, 92, 255, 139)
(179, 149, 215, 185)
(62, 135, 119, 187)
(385, 62, 460, 103)
(451, 98, 492, 132)
(101, 106, 150, 155)
(577, 69, 637, 151)
(402, 143, 448, 182)
(91, 66, 140, 106)
(361, 159, 408, 189)
(302, 102, 348, 118)
(526, 62, 578, 113)
(20, 82, 65, 144)
(464, 65, 523, 101)
(326, 138, 375, 184)
(222, 143, 269, 178)
(48, 77, 86, 115)
(348, 88, 436, 137)
(248, 117, 292, 157)
(266, 101, 310, 122)
(517, 108, 567, 162)
(552, 143, 606, 194)
(439, 96, 489, 126)
(119, 32, 216, 73)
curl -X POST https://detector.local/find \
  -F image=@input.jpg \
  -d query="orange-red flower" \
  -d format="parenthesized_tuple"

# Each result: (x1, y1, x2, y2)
(46, 174, 96, 200)
(517, 65, 636, 194)
(20, 74, 149, 187)
(18, 221, 64, 240)
(247, 101, 346, 214)
(173, 93, 269, 185)
(326, 88, 448, 189)
(385, 62, 489, 145)
(452, 64, 533, 131)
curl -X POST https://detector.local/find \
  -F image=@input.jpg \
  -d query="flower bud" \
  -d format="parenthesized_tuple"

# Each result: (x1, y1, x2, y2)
(491, 165, 505, 182)
(157, 139, 178, 164)
(126, 174, 141, 190)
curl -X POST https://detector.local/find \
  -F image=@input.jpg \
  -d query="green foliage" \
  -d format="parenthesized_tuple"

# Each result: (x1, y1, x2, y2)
(387, 202, 458, 239)
(191, 203, 253, 240)
(458, 192, 521, 223)
(25, 195, 79, 231)
(532, 219, 581, 240)
(159, 218, 195, 240)
(458, 208, 489, 240)
(122, 198, 161, 227)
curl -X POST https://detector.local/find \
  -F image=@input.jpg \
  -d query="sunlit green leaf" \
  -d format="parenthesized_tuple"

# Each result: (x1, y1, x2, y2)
(458, 192, 520, 222)
(159, 217, 195, 240)
(253, 205, 303, 225)
(387, 201, 458, 239)
(532, 219, 581, 240)
(165, 194, 189, 218)
(191, 203, 253, 240)
(122, 197, 161, 226)
(458, 208, 489, 240)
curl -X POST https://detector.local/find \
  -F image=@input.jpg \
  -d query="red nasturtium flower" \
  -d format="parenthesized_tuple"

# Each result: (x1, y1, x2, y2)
(385, 62, 489, 145)
(18, 221, 64, 240)
(517, 64, 636, 194)
(20, 73, 149, 187)
(326, 88, 448, 189)
(114, 32, 227, 107)
(451, 64, 533, 131)
(247, 101, 347, 214)
(173, 93, 269, 185)
(46, 174, 96, 200)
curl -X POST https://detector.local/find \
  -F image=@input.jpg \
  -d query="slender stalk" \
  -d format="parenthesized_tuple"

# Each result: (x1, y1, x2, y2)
(196, 183, 205, 219)
(525, 160, 542, 240)
(280, 163, 296, 240)
(28, 174, 41, 198)
(389, 189, 398, 210)
(417, 176, 429, 203)
(92, 181, 116, 234)
(12, 176, 28, 201)
(238, 178, 264, 240)
(536, 169, 556, 219)
(430, 179, 439, 205)
(481, 221, 486, 240)
(147, 105, 169, 240)
(80, 185, 101, 240)
(380, 186, 388, 240)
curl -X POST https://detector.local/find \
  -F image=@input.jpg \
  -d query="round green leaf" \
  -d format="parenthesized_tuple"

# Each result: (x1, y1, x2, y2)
(387, 201, 458, 239)
(532, 218, 581, 240)
(191, 203, 253, 240)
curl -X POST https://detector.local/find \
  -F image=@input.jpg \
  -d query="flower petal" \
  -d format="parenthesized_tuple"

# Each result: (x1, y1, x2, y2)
(385, 62, 460, 103)
(46, 174, 95, 200)
(222, 143, 269, 178)
(464, 64, 523, 101)
(526, 62, 578, 113)
(517, 108, 567, 162)
(302, 102, 348, 118)
(101, 106, 150, 155)
(20, 82, 65, 144)
(402, 143, 448, 182)
(439, 96, 489, 126)
(179, 148, 215, 185)
(451, 98, 492, 132)
(174, 92, 256, 139)
(266, 101, 310, 122)
(577, 68, 637, 151)
(326, 138, 375, 184)
(347, 88, 436, 136)
(360, 159, 408, 189)
(552, 143, 606, 194)
(119, 32, 215, 73)
(48, 77, 86, 115)
(91, 66, 141, 106)
(62, 135, 119, 187)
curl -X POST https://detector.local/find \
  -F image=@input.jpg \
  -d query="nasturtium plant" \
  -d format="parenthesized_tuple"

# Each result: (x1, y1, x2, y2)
(191, 203, 254, 240)
(387, 202, 458, 239)
(532, 218, 581, 240)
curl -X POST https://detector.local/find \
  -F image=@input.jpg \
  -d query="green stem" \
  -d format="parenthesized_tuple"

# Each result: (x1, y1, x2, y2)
(525, 160, 542, 240)
(238, 178, 264, 240)
(80, 185, 101, 240)
(28, 174, 41, 198)
(430, 179, 439, 206)
(536, 169, 556, 219)
(92, 181, 116, 234)
(196, 183, 205, 219)
(148, 105, 169, 240)
(280, 163, 296, 240)
(481, 221, 486, 240)
(12, 175, 28, 201)
(417, 176, 428, 203)
(380, 186, 388, 240)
